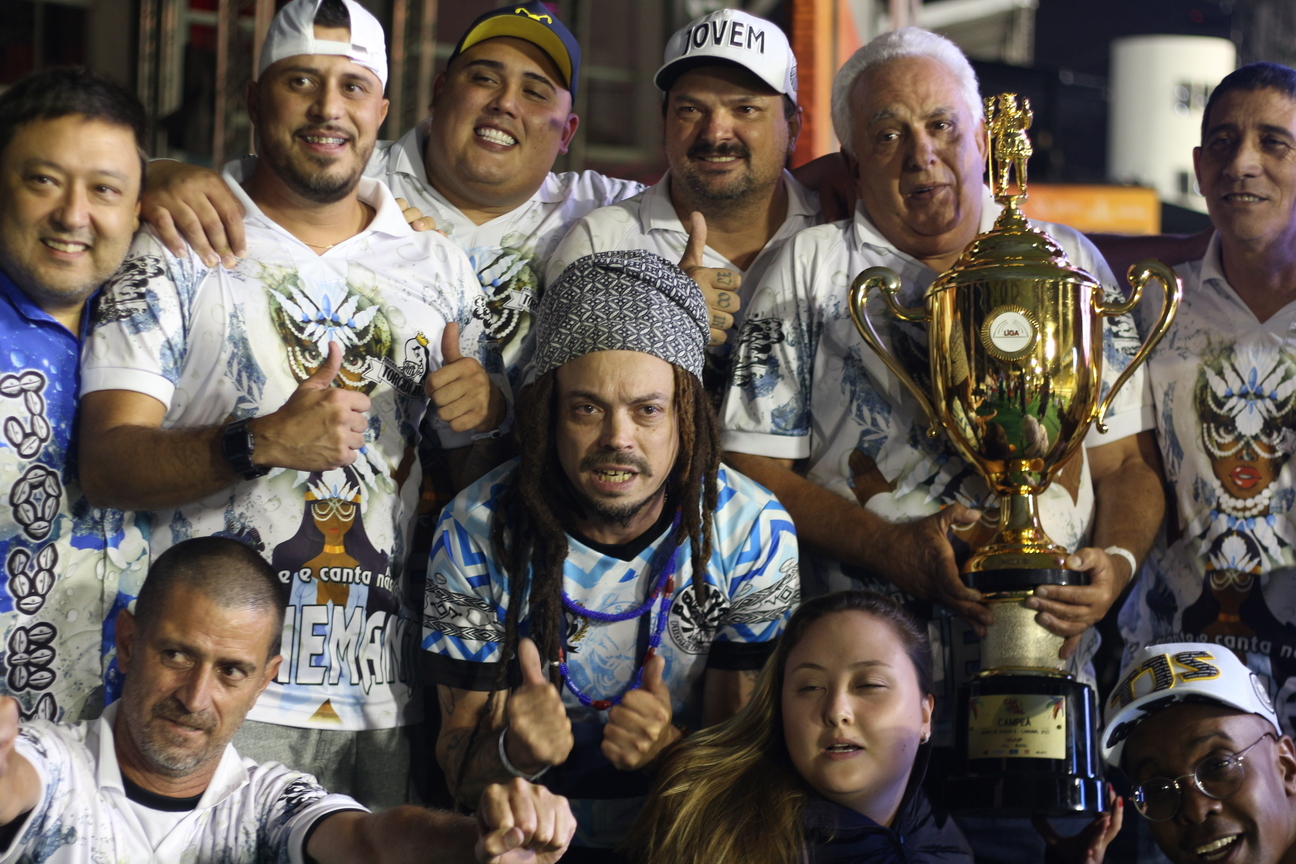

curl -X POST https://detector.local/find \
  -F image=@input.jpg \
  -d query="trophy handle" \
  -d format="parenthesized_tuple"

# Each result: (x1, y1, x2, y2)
(847, 267, 942, 437)
(1092, 258, 1183, 433)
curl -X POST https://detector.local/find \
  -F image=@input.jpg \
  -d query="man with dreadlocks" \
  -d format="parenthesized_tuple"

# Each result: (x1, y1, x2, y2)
(1118, 62, 1296, 753)
(421, 250, 799, 860)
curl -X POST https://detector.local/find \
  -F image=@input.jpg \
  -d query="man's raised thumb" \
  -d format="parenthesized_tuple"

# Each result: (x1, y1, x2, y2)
(301, 341, 343, 390)
(441, 322, 463, 365)
(679, 211, 707, 270)
(641, 651, 668, 698)
(941, 502, 983, 528)
(518, 637, 547, 688)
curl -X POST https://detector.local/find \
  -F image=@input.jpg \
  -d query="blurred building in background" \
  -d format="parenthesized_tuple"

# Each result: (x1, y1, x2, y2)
(1, 0, 1291, 231)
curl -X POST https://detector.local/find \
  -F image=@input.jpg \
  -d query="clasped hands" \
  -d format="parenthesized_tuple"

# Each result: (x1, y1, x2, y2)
(501, 638, 676, 777)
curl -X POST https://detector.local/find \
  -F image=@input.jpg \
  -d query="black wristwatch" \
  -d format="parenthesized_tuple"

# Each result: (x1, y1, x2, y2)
(222, 418, 270, 480)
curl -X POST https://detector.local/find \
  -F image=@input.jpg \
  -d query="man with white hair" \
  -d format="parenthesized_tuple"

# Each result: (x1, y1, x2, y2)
(721, 26, 1163, 853)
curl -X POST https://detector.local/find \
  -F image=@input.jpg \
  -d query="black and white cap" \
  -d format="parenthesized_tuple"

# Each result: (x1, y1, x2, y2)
(655, 9, 797, 104)
(535, 251, 709, 380)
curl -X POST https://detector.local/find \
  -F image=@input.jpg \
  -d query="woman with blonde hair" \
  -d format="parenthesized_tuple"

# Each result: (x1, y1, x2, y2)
(626, 590, 971, 864)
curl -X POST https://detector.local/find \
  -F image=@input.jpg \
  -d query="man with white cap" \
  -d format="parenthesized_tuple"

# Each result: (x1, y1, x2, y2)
(422, 251, 799, 859)
(545, 7, 819, 396)
(75, 0, 503, 808)
(1100, 642, 1296, 864)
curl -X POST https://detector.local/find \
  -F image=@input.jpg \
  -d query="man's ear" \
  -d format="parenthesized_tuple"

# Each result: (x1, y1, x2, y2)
(841, 146, 861, 183)
(258, 655, 283, 697)
(1277, 734, 1296, 796)
(116, 608, 138, 675)
(246, 80, 261, 131)
(786, 104, 804, 158)
(1193, 145, 1203, 191)
(975, 118, 987, 161)
(430, 72, 448, 107)
(557, 113, 580, 155)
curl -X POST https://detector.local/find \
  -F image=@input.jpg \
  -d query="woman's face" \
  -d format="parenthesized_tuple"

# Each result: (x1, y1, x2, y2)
(781, 610, 933, 825)
(312, 498, 357, 542)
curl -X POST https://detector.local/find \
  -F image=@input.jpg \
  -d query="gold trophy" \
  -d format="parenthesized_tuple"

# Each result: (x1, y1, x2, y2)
(849, 93, 1181, 816)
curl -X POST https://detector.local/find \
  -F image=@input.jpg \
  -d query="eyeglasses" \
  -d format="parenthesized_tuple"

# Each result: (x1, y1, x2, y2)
(1132, 732, 1277, 822)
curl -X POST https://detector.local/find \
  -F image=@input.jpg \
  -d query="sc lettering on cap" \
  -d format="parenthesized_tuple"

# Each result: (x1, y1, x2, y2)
(1107, 650, 1223, 710)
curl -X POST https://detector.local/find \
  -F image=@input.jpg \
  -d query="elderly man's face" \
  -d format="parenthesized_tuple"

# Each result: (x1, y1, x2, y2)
(664, 65, 798, 206)
(249, 25, 388, 203)
(554, 350, 681, 541)
(848, 54, 985, 262)
(0, 114, 141, 323)
(427, 37, 577, 210)
(1195, 86, 1296, 254)
(1124, 704, 1296, 864)
(116, 585, 281, 782)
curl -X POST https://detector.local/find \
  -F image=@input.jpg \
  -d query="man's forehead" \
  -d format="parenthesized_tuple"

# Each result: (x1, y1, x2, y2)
(265, 52, 381, 86)
(557, 351, 675, 391)
(855, 55, 971, 119)
(669, 63, 780, 100)
(453, 36, 566, 88)
(1206, 87, 1296, 134)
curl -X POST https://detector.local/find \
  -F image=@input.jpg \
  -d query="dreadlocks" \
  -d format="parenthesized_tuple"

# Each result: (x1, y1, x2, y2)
(447, 363, 721, 801)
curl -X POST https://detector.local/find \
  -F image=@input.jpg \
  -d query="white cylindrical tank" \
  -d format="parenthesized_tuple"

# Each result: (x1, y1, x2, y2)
(1109, 35, 1236, 214)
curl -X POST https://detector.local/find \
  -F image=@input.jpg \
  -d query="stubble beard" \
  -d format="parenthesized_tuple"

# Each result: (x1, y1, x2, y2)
(261, 132, 370, 205)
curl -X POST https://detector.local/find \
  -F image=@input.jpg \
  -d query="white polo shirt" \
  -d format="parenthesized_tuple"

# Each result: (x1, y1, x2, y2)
(366, 121, 645, 381)
(1, 702, 365, 864)
(542, 170, 821, 320)
(719, 191, 1153, 735)
(82, 163, 494, 731)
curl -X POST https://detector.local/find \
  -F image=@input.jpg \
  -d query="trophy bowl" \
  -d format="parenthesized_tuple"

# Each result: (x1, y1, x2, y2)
(848, 93, 1182, 816)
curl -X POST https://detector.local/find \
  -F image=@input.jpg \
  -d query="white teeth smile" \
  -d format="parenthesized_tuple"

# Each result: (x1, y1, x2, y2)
(703, 156, 738, 162)
(44, 239, 88, 253)
(303, 136, 345, 145)
(826, 744, 861, 752)
(477, 127, 517, 146)
(1195, 835, 1240, 858)
(1227, 193, 1263, 202)
(596, 470, 632, 483)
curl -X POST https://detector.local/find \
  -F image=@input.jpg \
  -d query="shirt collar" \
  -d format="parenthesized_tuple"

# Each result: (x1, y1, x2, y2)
(852, 184, 1001, 259)
(95, 700, 250, 809)
(383, 119, 432, 186)
(0, 265, 95, 340)
(222, 157, 414, 244)
(643, 169, 813, 233)
(1198, 229, 1227, 287)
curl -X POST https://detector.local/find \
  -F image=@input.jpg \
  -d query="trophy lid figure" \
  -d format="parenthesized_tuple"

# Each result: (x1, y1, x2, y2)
(985, 93, 1033, 207)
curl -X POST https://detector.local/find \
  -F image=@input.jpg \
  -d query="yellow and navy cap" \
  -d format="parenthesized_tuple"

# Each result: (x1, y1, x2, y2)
(449, 2, 580, 97)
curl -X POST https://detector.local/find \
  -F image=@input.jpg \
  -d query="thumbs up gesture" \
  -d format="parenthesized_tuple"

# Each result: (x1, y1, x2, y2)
(502, 638, 574, 776)
(253, 341, 371, 471)
(601, 651, 677, 771)
(679, 211, 741, 346)
(425, 322, 506, 433)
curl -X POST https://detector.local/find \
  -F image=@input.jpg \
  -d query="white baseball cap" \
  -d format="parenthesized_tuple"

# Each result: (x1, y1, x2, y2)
(655, 9, 797, 104)
(1102, 642, 1281, 768)
(258, 0, 388, 89)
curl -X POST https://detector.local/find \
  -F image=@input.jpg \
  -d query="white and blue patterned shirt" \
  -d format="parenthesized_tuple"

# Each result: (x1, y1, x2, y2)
(1, 702, 365, 864)
(720, 190, 1154, 737)
(422, 459, 799, 846)
(0, 271, 149, 725)
(82, 165, 494, 731)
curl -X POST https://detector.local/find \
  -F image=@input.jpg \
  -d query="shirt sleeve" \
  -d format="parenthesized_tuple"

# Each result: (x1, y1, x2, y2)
(251, 763, 369, 864)
(707, 473, 800, 670)
(1, 728, 63, 864)
(719, 232, 820, 460)
(544, 217, 599, 289)
(420, 503, 510, 690)
(81, 228, 210, 407)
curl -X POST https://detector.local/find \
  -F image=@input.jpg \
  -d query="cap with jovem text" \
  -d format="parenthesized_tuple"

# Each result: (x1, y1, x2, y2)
(258, 0, 388, 88)
(449, 2, 580, 97)
(1101, 642, 1282, 767)
(655, 8, 797, 104)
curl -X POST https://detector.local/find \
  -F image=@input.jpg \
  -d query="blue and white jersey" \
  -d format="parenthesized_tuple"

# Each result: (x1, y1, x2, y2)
(422, 460, 799, 721)
(0, 272, 148, 724)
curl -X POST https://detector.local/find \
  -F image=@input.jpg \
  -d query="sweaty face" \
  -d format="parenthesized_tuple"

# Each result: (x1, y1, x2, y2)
(0, 115, 141, 322)
(117, 585, 280, 781)
(664, 66, 797, 205)
(849, 54, 986, 263)
(554, 351, 681, 538)
(252, 27, 388, 204)
(781, 610, 933, 825)
(1124, 705, 1296, 864)
(1195, 87, 1296, 253)
(426, 37, 577, 212)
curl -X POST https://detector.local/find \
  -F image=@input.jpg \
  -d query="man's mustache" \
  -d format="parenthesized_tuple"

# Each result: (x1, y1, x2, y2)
(581, 452, 652, 476)
(153, 696, 217, 734)
(687, 141, 750, 161)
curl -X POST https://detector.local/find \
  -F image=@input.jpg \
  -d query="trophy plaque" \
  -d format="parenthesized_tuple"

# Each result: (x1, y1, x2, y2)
(849, 94, 1182, 817)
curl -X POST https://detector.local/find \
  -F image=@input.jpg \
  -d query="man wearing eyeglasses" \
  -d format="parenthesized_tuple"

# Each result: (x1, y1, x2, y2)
(1097, 642, 1296, 864)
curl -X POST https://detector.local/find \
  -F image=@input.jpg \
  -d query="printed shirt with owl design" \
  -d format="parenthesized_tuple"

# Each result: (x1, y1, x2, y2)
(719, 190, 1152, 739)
(81, 161, 495, 731)
(367, 120, 645, 386)
(422, 459, 799, 841)
(0, 271, 149, 726)
(1, 703, 365, 864)
(1120, 232, 1296, 737)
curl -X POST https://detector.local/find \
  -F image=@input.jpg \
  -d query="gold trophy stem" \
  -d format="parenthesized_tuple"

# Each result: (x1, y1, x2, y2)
(966, 490, 1068, 574)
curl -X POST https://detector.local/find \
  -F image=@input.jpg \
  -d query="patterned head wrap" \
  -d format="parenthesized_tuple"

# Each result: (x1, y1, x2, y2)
(535, 251, 709, 379)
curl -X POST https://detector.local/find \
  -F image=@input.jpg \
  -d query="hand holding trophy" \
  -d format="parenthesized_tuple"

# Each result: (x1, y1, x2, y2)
(848, 93, 1182, 818)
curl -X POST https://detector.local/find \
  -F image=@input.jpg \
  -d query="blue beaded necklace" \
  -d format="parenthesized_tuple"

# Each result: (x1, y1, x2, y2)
(557, 511, 681, 711)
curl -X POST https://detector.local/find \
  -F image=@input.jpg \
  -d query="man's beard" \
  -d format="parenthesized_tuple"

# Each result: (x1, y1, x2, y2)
(676, 140, 761, 202)
(124, 690, 226, 778)
(261, 126, 367, 204)
(571, 452, 666, 529)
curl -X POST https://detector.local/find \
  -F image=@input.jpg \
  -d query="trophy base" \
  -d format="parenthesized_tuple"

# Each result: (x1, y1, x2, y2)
(964, 567, 1085, 593)
(947, 674, 1105, 818)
